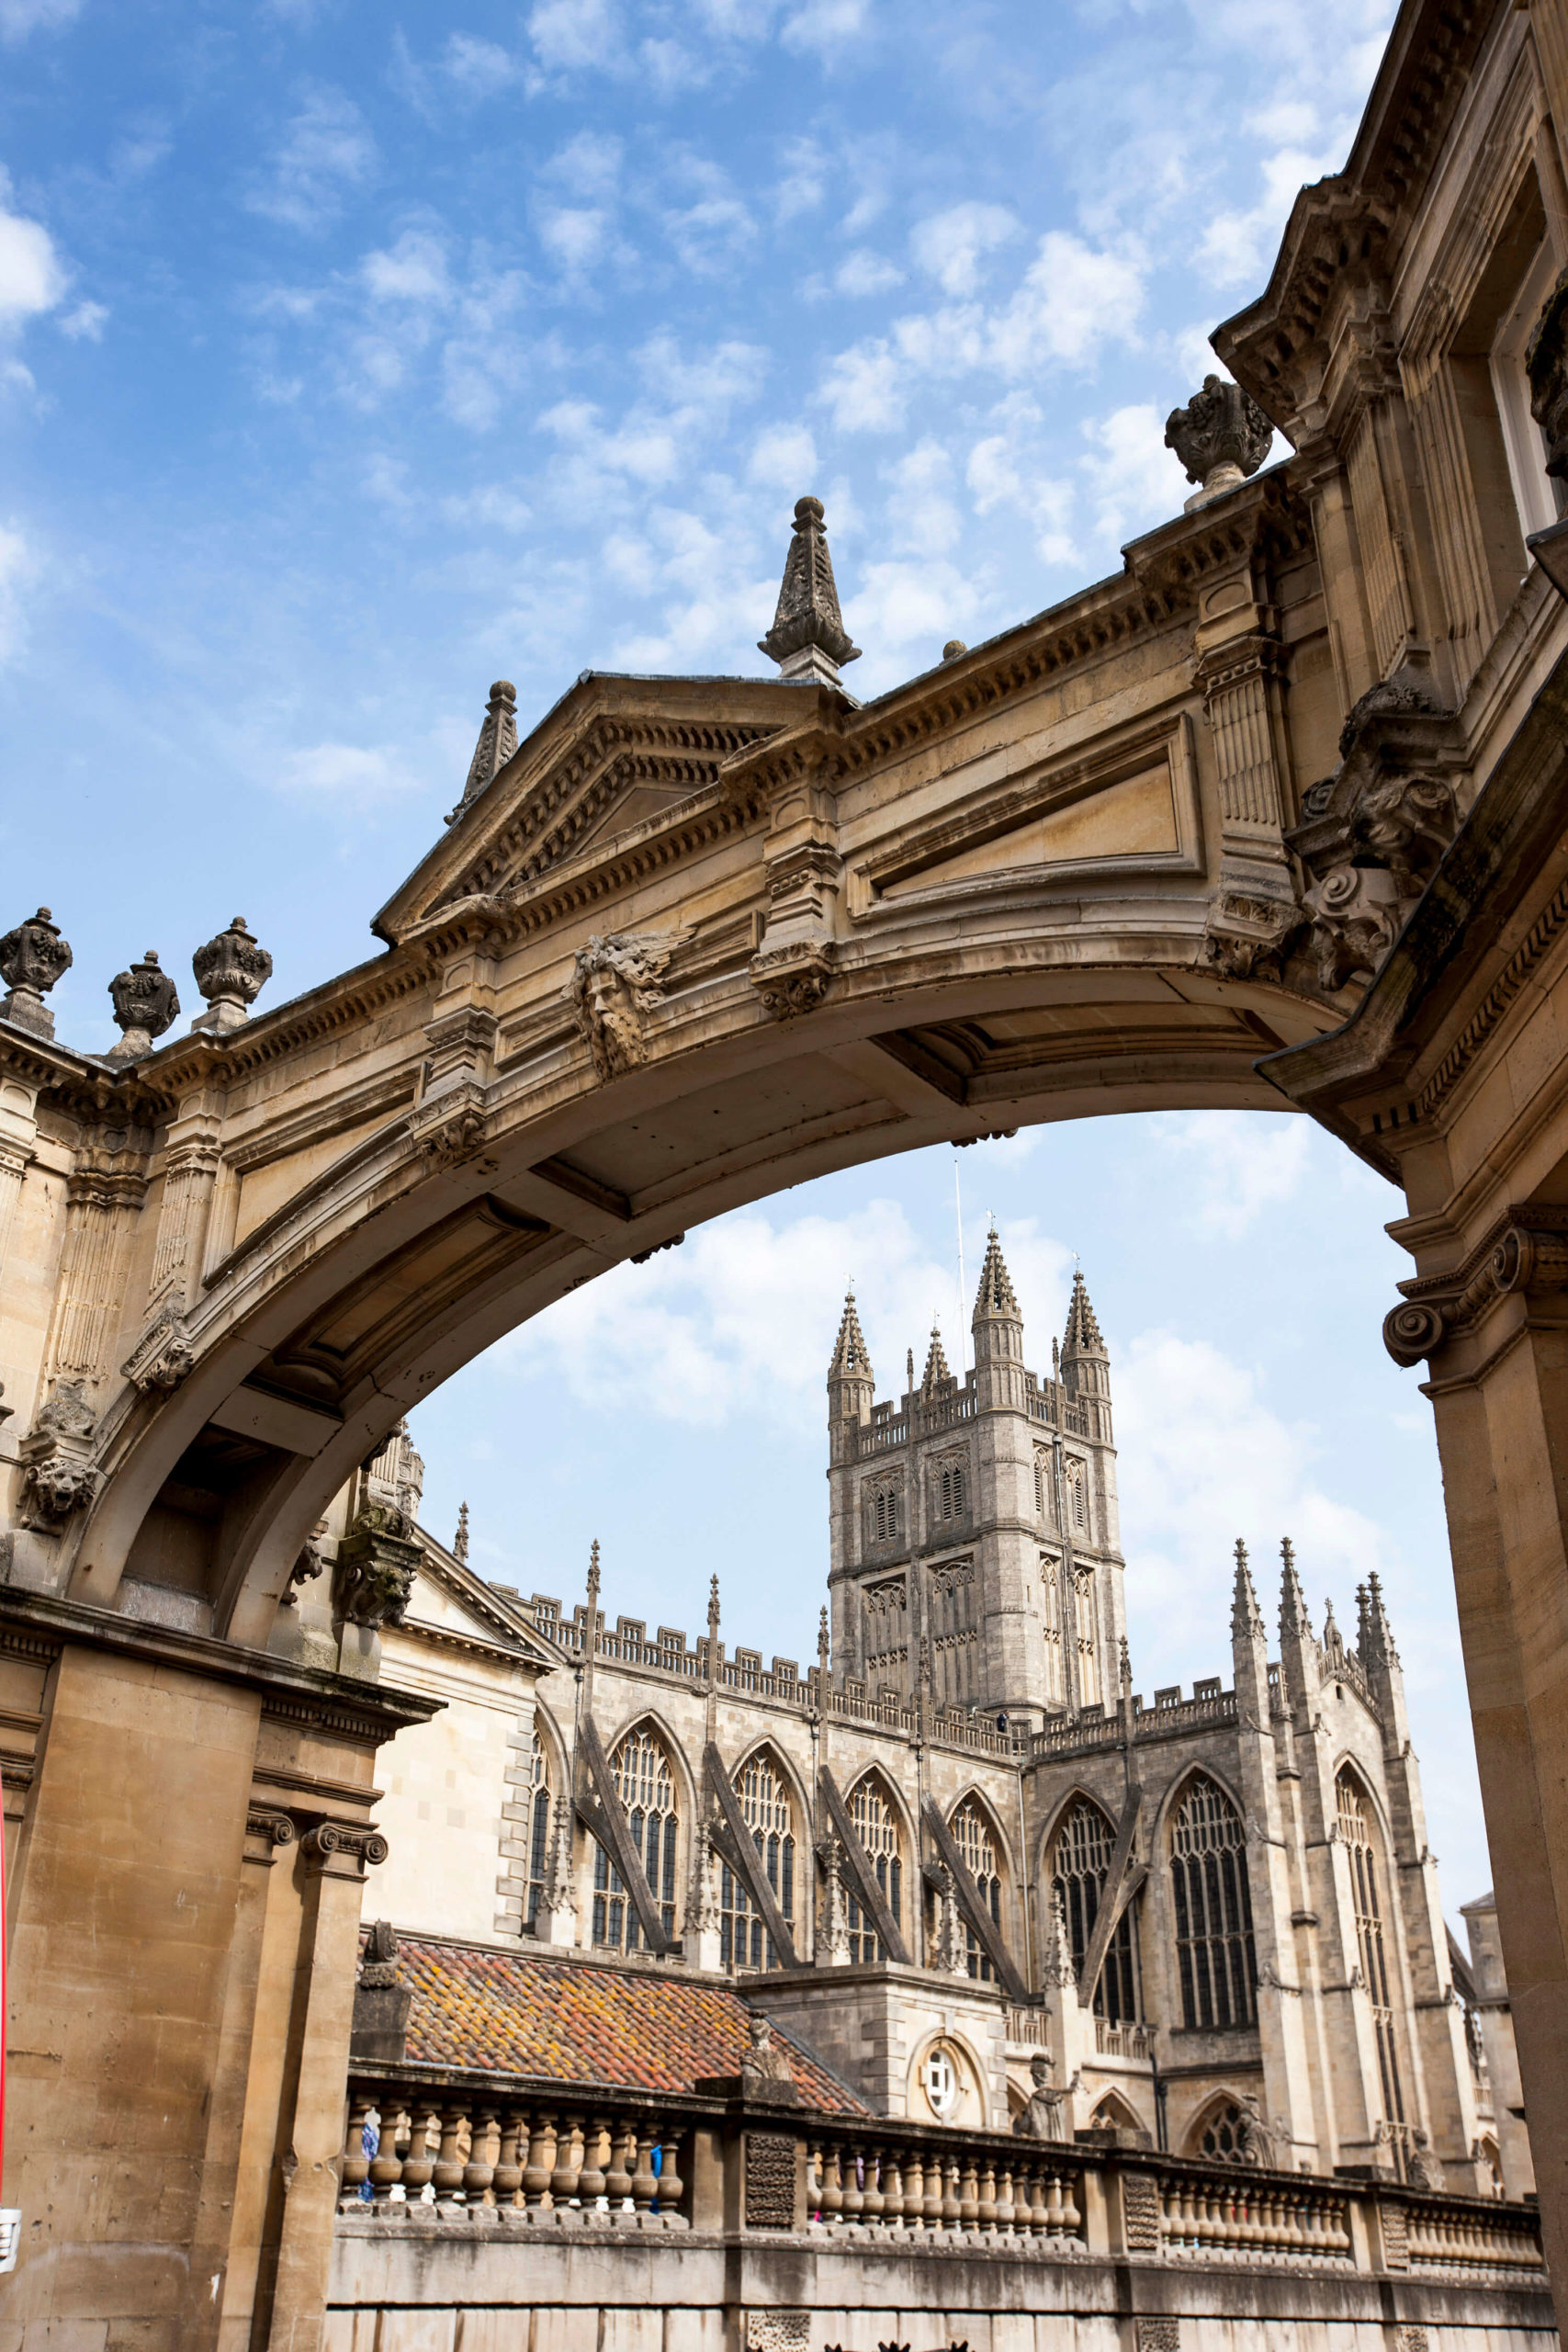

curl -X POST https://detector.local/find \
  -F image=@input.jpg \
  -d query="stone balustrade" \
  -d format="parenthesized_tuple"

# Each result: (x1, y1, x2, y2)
(1153, 2169, 1353, 2263)
(1403, 2191, 1548, 2275)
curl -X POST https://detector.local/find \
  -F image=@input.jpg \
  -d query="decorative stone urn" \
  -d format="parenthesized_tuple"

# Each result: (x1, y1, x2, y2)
(0, 907, 73, 1037)
(1165, 375, 1274, 509)
(191, 916, 274, 1035)
(107, 950, 180, 1062)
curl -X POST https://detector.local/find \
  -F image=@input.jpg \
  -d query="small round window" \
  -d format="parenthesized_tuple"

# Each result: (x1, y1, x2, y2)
(923, 2042, 962, 2119)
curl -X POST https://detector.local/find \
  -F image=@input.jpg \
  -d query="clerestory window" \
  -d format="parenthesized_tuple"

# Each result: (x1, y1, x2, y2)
(1170, 1773, 1257, 2030)
(592, 1725, 678, 1953)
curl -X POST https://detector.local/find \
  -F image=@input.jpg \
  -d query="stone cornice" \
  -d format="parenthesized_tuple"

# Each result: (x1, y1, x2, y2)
(0, 1587, 443, 1738)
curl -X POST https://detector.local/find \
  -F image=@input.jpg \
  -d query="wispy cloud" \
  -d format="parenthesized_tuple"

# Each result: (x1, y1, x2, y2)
(246, 87, 377, 233)
(0, 176, 65, 327)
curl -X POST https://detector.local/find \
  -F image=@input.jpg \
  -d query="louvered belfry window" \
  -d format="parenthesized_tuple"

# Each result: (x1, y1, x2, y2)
(720, 1750, 795, 1972)
(1170, 1773, 1257, 2030)
(847, 1774, 902, 1962)
(592, 1726, 678, 1952)
(1052, 1797, 1142, 2024)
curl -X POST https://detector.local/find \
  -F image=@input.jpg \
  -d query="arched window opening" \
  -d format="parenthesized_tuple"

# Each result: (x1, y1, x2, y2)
(937, 1463, 966, 1521)
(1170, 1773, 1257, 2030)
(951, 1798, 1003, 1982)
(872, 1485, 901, 1544)
(1192, 2098, 1247, 2162)
(1337, 1770, 1406, 2143)
(847, 1775, 902, 1963)
(525, 1721, 552, 1929)
(1034, 1452, 1049, 1521)
(720, 1750, 796, 1973)
(592, 1726, 678, 1953)
(1051, 1798, 1142, 2024)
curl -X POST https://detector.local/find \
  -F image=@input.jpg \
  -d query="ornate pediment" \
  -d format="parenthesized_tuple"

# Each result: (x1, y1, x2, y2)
(372, 674, 795, 945)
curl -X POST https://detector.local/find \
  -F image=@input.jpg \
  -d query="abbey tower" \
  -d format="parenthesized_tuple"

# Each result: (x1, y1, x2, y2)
(828, 1235, 1125, 1727)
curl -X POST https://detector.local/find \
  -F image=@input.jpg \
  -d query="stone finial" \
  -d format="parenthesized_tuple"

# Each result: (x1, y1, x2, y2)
(973, 1226, 1021, 1321)
(818, 1604, 830, 1679)
(759, 497, 861, 686)
(447, 679, 520, 824)
(587, 1536, 601, 1612)
(191, 917, 273, 1035)
(1165, 375, 1273, 510)
(107, 951, 180, 1062)
(1062, 1268, 1106, 1357)
(828, 1289, 873, 1386)
(942, 639, 968, 662)
(1280, 1534, 1314, 1641)
(0, 907, 73, 1037)
(921, 1323, 952, 1393)
(1232, 1536, 1266, 1643)
(453, 1501, 469, 1565)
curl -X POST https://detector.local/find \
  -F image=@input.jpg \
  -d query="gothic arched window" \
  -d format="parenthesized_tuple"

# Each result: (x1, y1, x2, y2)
(720, 1749, 796, 1973)
(937, 1462, 967, 1521)
(1051, 1797, 1141, 2024)
(592, 1725, 679, 1953)
(1337, 1770, 1406, 2135)
(1170, 1773, 1257, 2030)
(871, 1485, 901, 1544)
(847, 1774, 903, 1963)
(951, 1797, 1003, 1983)
(525, 1720, 552, 1929)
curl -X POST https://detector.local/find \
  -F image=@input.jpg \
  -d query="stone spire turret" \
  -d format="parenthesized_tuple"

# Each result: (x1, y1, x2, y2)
(828, 1289, 874, 1449)
(1060, 1266, 1111, 1433)
(1357, 1570, 1399, 1673)
(1061, 1268, 1106, 1361)
(1278, 1534, 1319, 1715)
(759, 497, 862, 687)
(1231, 1537, 1266, 1643)
(920, 1324, 952, 1395)
(973, 1227, 1021, 1321)
(447, 679, 519, 823)
(971, 1225, 1025, 1409)
(453, 1500, 469, 1566)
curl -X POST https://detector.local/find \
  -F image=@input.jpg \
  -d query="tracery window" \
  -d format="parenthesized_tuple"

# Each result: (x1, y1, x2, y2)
(1051, 1797, 1141, 2024)
(1337, 1770, 1406, 2137)
(524, 1722, 551, 1929)
(951, 1797, 1003, 1983)
(1065, 1458, 1088, 1532)
(1194, 2099, 1247, 2161)
(846, 1774, 902, 1963)
(720, 1749, 796, 1973)
(1170, 1773, 1257, 2030)
(592, 1725, 678, 1953)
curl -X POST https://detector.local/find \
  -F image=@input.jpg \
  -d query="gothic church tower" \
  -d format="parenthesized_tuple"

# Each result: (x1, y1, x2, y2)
(826, 1238, 1126, 1729)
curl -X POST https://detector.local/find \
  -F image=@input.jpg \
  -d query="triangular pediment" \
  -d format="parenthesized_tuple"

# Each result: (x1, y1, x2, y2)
(403, 1531, 560, 1669)
(373, 672, 804, 944)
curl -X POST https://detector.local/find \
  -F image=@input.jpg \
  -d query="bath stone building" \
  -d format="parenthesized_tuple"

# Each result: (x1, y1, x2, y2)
(354, 1232, 1524, 2200)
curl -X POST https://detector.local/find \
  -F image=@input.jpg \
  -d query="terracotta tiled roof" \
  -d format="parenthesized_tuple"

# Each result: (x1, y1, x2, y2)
(386, 1935, 867, 2115)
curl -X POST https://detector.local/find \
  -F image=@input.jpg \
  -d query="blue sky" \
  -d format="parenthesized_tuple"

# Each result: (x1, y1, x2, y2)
(2, 2, 1491, 1905)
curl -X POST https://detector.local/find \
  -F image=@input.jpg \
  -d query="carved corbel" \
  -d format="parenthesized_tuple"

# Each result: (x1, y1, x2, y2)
(563, 927, 692, 1081)
(408, 1085, 491, 1170)
(1383, 1214, 1568, 1364)
(300, 1821, 390, 1872)
(19, 1378, 99, 1525)
(332, 1504, 419, 1630)
(121, 1301, 196, 1393)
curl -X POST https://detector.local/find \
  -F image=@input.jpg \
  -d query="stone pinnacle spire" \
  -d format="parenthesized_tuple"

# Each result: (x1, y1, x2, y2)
(921, 1323, 952, 1392)
(447, 679, 519, 823)
(1062, 1267, 1106, 1357)
(1358, 1570, 1400, 1671)
(1231, 1537, 1266, 1642)
(1280, 1534, 1313, 1641)
(759, 497, 862, 687)
(828, 1289, 874, 1384)
(454, 1500, 469, 1565)
(972, 1226, 1020, 1320)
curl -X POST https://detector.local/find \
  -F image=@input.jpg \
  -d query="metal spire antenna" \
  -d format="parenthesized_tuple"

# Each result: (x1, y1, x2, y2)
(953, 1149, 965, 1373)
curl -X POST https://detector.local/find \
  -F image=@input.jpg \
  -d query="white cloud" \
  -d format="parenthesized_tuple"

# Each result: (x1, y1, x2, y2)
(835, 248, 904, 298)
(362, 230, 452, 307)
(885, 437, 962, 556)
(1145, 1111, 1314, 1237)
(443, 33, 520, 96)
(276, 741, 420, 804)
(1078, 399, 1183, 545)
(58, 299, 106, 340)
(543, 130, 623, 199)
(527, 0, 623, 75)
(537, 205, 610, 272)
(781, 0, 872, 54)
(818, 338, 907, 432)
(0, 183, 65, 327)
(910, 201, 1020, 297)
(0, 0, 81, 36)
(247, 88, 376, 233)
(442, 482, 534, 532)
(843, 553, 986, 659)
(749, 422, 818, 491)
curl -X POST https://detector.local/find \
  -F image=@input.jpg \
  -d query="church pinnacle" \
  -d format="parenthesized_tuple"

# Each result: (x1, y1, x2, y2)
(1231, 1537, 1266, 1643)
(828, 1288, 873, 1384)
(972, 1226, 1021, 1321)
(447, 678, 519, 824)
(1062, 1267, 1106, 1358)
(921, 1323, 952, 1393)
(759, 497, 862, 687)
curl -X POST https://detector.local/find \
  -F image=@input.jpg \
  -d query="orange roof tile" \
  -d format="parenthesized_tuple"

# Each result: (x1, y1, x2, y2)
(386, 1935, 867, 2115)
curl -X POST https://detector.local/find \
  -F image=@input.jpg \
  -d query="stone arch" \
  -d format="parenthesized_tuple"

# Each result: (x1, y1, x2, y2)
(1047, 1788, 1143, 2025)
(908, 2026, 991, 2131)
(1163, 1767, 1258, 2033)
(588, 1711, 691, 1955)
(1032, 1781, 1111, 1884)
(721, 1737, 808, 1969)
(842, 1761, 911, 1962)
(600, 1704, 699, 1831)
(1333, 1756, 1411, 2143)
(1089, 2088, 1145, 2136)
(1182, 2088, 1258, 2164)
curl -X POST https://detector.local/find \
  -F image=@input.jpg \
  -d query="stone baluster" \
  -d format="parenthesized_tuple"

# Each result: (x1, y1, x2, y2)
(860, 2144, 885, 2222)
(434, 2105, 468, 2207)
(342, 2093, 375, 2201)
(922, 2146, 944, 2230)
(840, 2143, 864, 2223)
(818, 2142, 843, 2225)
(976, 2157, 998, 2232)
(493, 2112, 525, 2208)
(901, 2147, 924, 2231)
(881, 2146, 904, 2231)
(958, 2154, 980, 2231)
(606, 2121, 636, 2214)
(1043, 2168, 1066, 2236)
(551, 2113, 583, 2206)
(941, 2155, 962, 2231)
(658, 2128, 684, 2220)
(370, 2101, 406, 2202)
(1057, 2168, 1081, 2242)
(465, 2106, 499, 2205)
(1025, 2163, 1049, 2235)
(995, 2161, 1016, 2233)
(401, 2109, 437, 2203)
(580, 2117, 609, 2211)
(631, 2125, 659, 2213)
(525, 2110, 558, 2207)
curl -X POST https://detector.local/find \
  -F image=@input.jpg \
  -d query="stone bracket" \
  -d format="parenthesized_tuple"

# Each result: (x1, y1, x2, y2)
(1384, 1206, 1568, 1365)
(703, 1742, 798, 1966)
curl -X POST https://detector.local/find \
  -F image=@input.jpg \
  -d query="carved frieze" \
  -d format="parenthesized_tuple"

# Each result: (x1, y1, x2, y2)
(742, 2130, 796, 2229)
(564, 928, 690, 1080)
